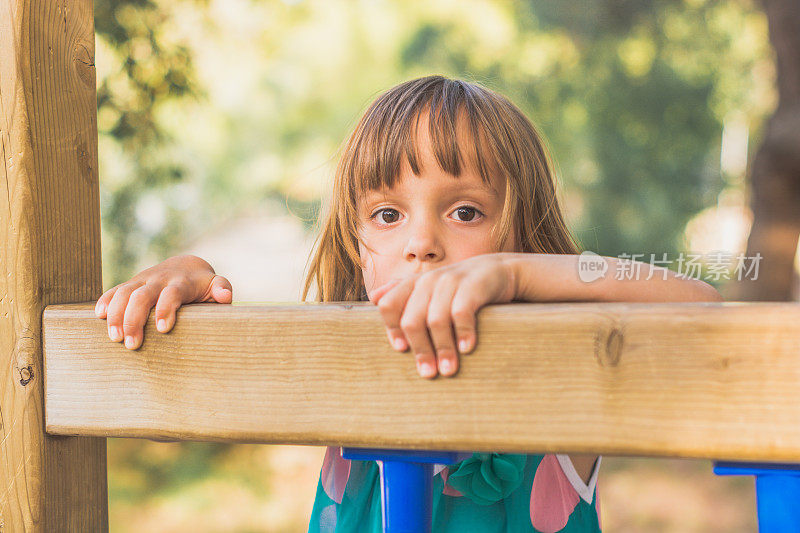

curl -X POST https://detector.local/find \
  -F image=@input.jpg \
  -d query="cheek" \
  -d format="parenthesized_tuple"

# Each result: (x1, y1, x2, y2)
(359, 237, 402, 294)
(448, 229, 513, 261)
(358, 240, 370, 269)
(358, 241, 379, 291)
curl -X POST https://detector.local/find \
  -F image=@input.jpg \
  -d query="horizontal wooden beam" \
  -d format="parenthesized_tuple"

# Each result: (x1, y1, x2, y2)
(43, 301, 800, 461)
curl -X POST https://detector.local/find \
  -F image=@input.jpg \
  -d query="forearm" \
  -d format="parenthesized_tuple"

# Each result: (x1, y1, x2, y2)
(503, 252, 723, 303)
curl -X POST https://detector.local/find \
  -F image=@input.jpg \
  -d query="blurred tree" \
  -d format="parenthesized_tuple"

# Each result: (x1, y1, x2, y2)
(737, 0, 800, 300)
(399, 0, 766, 261)
(95, 0, 206, 286)
(96, 0, 772, 289)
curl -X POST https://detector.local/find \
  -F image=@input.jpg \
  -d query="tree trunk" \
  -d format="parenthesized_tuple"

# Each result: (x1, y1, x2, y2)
(735, 0, 800, 301)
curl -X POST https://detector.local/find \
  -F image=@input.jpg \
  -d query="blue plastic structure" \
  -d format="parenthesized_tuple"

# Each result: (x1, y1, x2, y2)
(340, 452, 797, 531)
(342, 448, 461, 533)
(714, 460, 800, 531)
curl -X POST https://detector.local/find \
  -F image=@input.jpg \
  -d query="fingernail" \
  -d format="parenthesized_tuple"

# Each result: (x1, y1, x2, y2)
(418, 361, 434, 377)
(95, 303, 105, 316)
(157, 319, 166, 332)
(458, 339, 470, 353)
(392, 336, 406, 351)
(110, 327, 122, 341)
(124, 336, 135, 349)
(440, 359, 451, 373)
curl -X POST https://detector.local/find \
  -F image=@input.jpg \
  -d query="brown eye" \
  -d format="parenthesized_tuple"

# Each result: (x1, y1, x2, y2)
(372, 208, 400, 224)
(452, 206, 481, 222)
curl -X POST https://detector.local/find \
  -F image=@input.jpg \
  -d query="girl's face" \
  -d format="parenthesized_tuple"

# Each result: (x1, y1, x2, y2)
(357, 115, 516, 299)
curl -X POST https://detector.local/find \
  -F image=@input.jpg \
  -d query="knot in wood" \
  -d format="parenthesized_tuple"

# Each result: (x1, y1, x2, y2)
(19, 365, 34, 386)
(73, 42, 95, 88)
(595, 325, 624, 367)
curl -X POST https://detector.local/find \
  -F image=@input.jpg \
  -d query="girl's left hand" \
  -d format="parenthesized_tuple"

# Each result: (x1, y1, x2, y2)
(369, 253, 517, 379)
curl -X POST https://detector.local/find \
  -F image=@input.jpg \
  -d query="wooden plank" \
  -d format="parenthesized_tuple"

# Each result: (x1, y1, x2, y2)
(1, 1, 107, 530)
(44, 301, 800, 462)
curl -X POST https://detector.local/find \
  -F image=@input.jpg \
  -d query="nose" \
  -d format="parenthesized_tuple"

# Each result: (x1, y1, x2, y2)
(403, 220, 444, 263)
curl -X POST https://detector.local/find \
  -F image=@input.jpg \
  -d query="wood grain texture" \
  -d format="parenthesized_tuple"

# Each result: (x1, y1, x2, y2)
(44, 301, 800, 462)
(1, 1, 107, 531)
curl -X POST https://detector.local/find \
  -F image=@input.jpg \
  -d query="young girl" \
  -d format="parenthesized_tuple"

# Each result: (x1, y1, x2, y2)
(95, 75, 722, 532)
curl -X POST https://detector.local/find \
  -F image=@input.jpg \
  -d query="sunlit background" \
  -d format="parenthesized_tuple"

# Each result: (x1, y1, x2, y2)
(95, 0, 797, 530)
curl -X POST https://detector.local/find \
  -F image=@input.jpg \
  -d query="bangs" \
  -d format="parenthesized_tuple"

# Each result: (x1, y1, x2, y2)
(349, 78, 502, 197)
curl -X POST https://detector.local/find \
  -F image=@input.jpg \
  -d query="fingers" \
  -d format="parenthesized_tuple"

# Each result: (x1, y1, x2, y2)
(368, 278, 401, 303)
(426, 276, 460, 377)
(378, 274, 463, 379)
(94, 286, 119, 319)
(121, 284, 160, 349)
(95, 256, 230, 350)
(450, 280, 481, 355)
(400, 278, 440, 379)
(154, 284, 187, 333)
(104, 283, 140, 344)
(375, 279, 414, 352)
(208, 275, 233, 303)
(197, 274, 233, 303)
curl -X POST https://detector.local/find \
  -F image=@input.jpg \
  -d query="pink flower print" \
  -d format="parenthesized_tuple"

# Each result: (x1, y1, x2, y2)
(530, 454, 580, 532)
(439, 466, 464, 497)
(321, 446, 351, 504)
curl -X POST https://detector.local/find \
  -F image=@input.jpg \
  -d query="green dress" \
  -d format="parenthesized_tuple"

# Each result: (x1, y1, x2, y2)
(307, 447, 602, 532)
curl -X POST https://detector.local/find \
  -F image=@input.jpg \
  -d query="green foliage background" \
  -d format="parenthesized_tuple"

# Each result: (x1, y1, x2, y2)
(95, 0, 773, 530)
(97, 0, 774, 287)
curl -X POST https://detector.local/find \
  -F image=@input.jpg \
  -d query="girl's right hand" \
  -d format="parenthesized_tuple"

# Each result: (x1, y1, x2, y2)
(94, 254, 233, 350)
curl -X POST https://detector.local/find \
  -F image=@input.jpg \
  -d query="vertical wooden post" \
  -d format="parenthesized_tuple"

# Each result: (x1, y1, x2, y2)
(1, 0, 108, 530)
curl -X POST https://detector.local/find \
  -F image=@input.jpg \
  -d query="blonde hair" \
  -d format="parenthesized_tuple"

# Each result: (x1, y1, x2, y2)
(302, 75, 581, 302)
